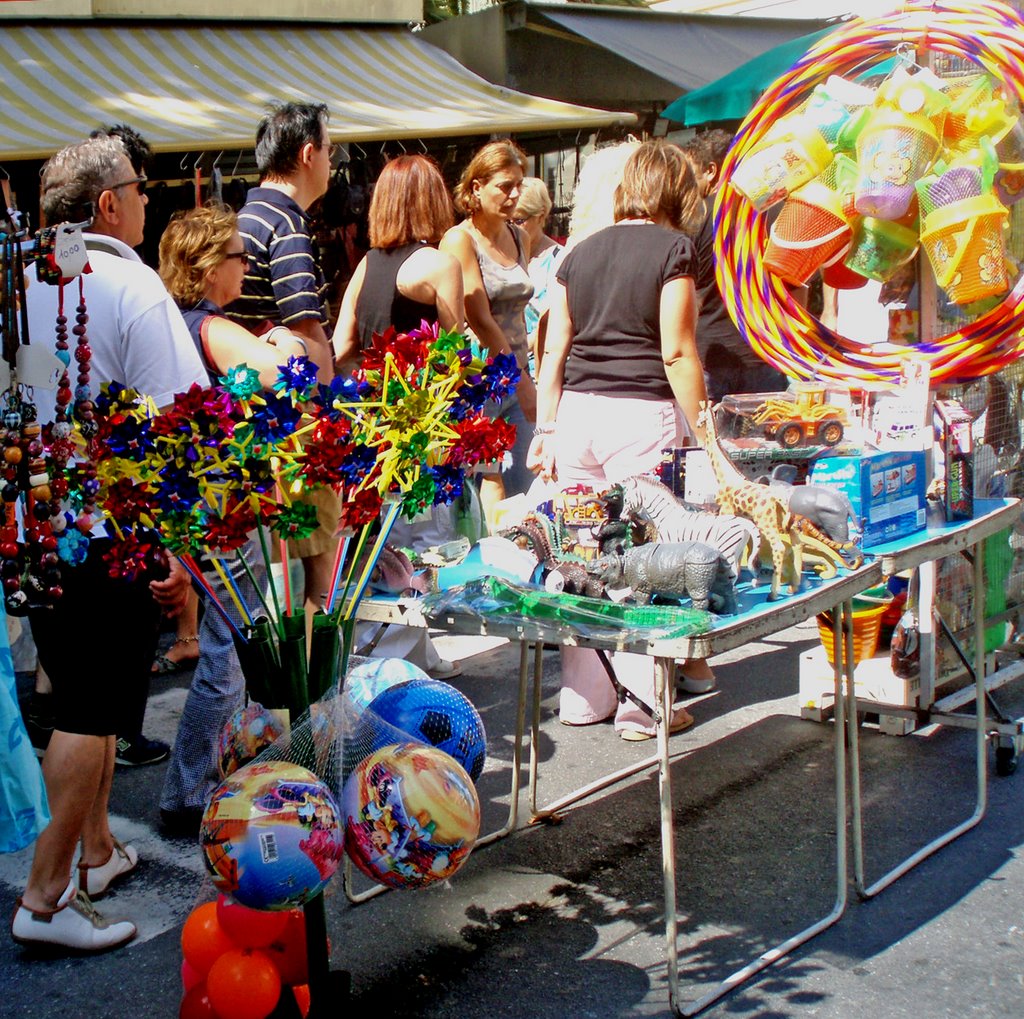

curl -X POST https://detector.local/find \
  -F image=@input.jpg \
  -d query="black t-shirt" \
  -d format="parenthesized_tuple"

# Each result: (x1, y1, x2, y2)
(693, 204, 744, 359)
(555, 222, 694, 401)
(355, 242, 438, 347)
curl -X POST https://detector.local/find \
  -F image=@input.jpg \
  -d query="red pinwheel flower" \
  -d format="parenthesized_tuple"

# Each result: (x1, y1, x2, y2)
(339, 487, 383, 529)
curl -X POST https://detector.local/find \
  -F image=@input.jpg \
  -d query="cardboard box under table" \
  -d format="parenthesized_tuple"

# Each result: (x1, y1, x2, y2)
(811, 449, 927, 547)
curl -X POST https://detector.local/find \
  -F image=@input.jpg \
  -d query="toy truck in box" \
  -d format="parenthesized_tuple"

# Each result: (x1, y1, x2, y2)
(751, 383, 847, 449)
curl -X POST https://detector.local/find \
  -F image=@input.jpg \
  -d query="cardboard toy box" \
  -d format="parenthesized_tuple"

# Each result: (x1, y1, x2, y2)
(810, 449, 927, 548)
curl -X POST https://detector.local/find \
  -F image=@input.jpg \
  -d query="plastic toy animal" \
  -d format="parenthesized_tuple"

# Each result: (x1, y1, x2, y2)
(587, 541, 738, 614)
(696, 403, 802, 598)
(614, 475, 758, 578)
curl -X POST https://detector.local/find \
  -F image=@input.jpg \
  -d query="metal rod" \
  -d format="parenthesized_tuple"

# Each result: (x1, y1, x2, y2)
(852, 539, 989, 899)
(668, 602, 851, 1016)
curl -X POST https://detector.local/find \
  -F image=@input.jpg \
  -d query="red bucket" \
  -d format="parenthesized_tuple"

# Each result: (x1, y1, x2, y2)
(764, 183, 852, 286)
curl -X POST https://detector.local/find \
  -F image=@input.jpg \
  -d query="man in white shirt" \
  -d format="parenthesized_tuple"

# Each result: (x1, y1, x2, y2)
(12, 136, 207, 952)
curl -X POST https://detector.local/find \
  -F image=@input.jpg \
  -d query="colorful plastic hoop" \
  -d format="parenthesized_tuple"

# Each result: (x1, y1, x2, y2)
(715, 0, 1024, 388)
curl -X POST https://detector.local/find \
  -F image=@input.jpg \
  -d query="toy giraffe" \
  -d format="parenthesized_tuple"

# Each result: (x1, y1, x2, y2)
(695, 402, 802, 598)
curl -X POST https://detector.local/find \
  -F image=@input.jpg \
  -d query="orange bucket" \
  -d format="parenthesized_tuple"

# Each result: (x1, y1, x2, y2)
(816, 597, 888, 668)
(764, 181, 852, 286)
(919, 193, 1009, 304)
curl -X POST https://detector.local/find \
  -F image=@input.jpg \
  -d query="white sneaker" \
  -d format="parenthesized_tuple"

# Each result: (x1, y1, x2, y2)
(11, 881, 136, 952)
(77, 839, 139, 899)
(429, 659, 462, 680)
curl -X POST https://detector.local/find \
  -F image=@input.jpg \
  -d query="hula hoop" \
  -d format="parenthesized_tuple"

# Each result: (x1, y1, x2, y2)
(715, 0, 1024, 388)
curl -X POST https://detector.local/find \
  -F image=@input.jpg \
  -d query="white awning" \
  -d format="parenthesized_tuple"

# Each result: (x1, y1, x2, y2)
(0, 22, 635, 161)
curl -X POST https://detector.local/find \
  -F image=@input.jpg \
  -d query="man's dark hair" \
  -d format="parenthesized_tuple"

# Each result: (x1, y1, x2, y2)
(682, 128, 734, 176)
(254, 102, 329, 180)
(89, 123, 152, 175)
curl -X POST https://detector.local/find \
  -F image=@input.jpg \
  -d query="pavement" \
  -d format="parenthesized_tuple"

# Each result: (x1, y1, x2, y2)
(4, 616, 1024, 1019)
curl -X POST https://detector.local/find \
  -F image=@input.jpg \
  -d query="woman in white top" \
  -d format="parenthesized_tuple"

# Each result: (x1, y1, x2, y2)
(440, 139, 536, 528)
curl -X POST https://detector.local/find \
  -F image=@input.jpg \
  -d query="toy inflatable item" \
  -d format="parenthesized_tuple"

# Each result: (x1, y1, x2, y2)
(342, 742, 480, 889)
(200, 761, 344, 910)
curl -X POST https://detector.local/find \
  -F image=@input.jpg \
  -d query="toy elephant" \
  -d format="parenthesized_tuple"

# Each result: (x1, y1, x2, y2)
(764, 477, 859, 544)
(587, 541, 738, 614)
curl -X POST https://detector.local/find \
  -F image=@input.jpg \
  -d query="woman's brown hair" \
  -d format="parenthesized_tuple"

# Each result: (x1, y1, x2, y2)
(613, 140, 705, 235)
(453, 139, 528, 216)
(158, 204, 236, 305)
(369, 155, 455, 249)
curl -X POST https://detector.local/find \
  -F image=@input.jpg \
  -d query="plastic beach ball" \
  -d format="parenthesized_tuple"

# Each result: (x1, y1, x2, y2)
(342, 657, 430, 717)
(218, 703, 286, 779)
(358, 677, 487, 782)
(200, 760, 344, 910)
(342, 742, 481, 890)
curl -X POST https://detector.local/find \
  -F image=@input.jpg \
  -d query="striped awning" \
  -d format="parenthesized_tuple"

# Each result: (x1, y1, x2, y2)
(0, 22, 635, 161)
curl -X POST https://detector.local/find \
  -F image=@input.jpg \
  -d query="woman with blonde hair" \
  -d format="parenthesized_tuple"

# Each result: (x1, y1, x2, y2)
(332, 154, 464, 367)
(529, 139, 709, 741)
(159, 205, 314, 387)
(513, 176, 563, 372)
(440, 139, 535, 527)
(157, 205, 317, 837)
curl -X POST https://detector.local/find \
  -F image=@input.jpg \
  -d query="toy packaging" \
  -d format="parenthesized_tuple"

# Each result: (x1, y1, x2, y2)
(810, 449, 927, 547)
(934, 398, 975, 521)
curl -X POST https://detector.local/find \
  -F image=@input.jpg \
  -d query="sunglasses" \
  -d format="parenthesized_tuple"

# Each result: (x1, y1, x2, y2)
(222, 250, 250, 264)
(107, 174, 147, 196)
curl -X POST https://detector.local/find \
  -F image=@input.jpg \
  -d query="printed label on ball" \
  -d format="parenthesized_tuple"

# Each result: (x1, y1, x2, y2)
(258, 831, 279, 864)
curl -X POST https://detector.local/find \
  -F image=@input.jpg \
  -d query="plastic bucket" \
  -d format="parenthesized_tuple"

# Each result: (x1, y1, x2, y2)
(919, 193, 1009, 304)
(854, 110, 939, 220)
(816, 587, 891, 667)
(764, 182, 852, 285)
(731, 124, 833, 211)
(844, 216, 919, 281)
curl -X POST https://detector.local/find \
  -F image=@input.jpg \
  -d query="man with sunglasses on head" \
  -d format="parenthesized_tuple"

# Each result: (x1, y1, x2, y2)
(11, 135, 207, 952)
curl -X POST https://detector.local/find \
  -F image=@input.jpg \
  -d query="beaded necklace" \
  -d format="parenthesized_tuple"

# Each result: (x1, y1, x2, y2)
(0, 232, 94, 614)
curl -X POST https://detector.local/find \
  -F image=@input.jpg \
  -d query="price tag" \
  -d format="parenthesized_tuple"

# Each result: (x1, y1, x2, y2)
(16, 343, 65, 389)
(54, 225, 89, 279)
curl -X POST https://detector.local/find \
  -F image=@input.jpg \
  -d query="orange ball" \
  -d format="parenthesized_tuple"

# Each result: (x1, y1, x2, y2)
(264, 910, 307, 986)
(181, 901, 235, 977)
(179, 982, 219, 1019)
(206, 949, 281, 1019)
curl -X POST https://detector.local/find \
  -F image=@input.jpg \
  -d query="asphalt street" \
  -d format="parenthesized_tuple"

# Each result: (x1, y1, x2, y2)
(4, 617, 1024, 1019)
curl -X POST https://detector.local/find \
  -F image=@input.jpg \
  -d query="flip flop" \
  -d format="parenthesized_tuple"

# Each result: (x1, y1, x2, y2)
(151, 654, 187, 675)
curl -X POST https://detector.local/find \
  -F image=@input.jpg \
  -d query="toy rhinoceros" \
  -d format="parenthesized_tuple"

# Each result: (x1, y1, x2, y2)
(587, 541, 738, 614)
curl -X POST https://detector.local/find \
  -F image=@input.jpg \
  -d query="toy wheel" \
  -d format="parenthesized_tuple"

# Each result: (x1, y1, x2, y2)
(779, 423, 803, 448)
(817, 420, 844, 447)
(995, 745, 1017, 776)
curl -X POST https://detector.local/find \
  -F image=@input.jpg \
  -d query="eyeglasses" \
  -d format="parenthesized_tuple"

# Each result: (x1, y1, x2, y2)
(107, 174, 147, 196)
(222, 250, 250, 264)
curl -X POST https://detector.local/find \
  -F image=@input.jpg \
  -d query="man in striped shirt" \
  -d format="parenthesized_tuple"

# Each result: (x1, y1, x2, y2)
(226, 101, 334, 368)
(226, 102, 338, 626)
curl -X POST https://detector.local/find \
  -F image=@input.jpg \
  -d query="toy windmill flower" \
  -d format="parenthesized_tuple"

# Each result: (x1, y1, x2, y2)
(90, 322, 518, 713)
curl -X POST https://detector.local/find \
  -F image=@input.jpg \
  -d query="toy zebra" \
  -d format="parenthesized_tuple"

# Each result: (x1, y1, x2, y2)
(614, 474, 759, 579)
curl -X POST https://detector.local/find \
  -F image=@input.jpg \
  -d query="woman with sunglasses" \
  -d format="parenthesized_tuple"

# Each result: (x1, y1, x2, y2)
(156, 204, 314, 837)
(159, 205, 310, 388)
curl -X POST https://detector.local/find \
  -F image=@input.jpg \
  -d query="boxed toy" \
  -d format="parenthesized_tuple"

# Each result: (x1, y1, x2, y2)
(810, 449, 927, 547)
(934, 398, 974, 521)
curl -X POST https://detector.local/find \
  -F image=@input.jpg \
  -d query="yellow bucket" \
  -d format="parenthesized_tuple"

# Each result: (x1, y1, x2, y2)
(920, 192, 1009, 304)
(816, 587, 891, 668)
(731, 122, 834, 211)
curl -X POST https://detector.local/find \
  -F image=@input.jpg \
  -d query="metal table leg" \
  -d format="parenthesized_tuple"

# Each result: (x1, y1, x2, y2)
(343, 639, 531, 904)
(529, 648, 667, 823)
(664, 601, 851, 1016)
(849, 544, 988, 899)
